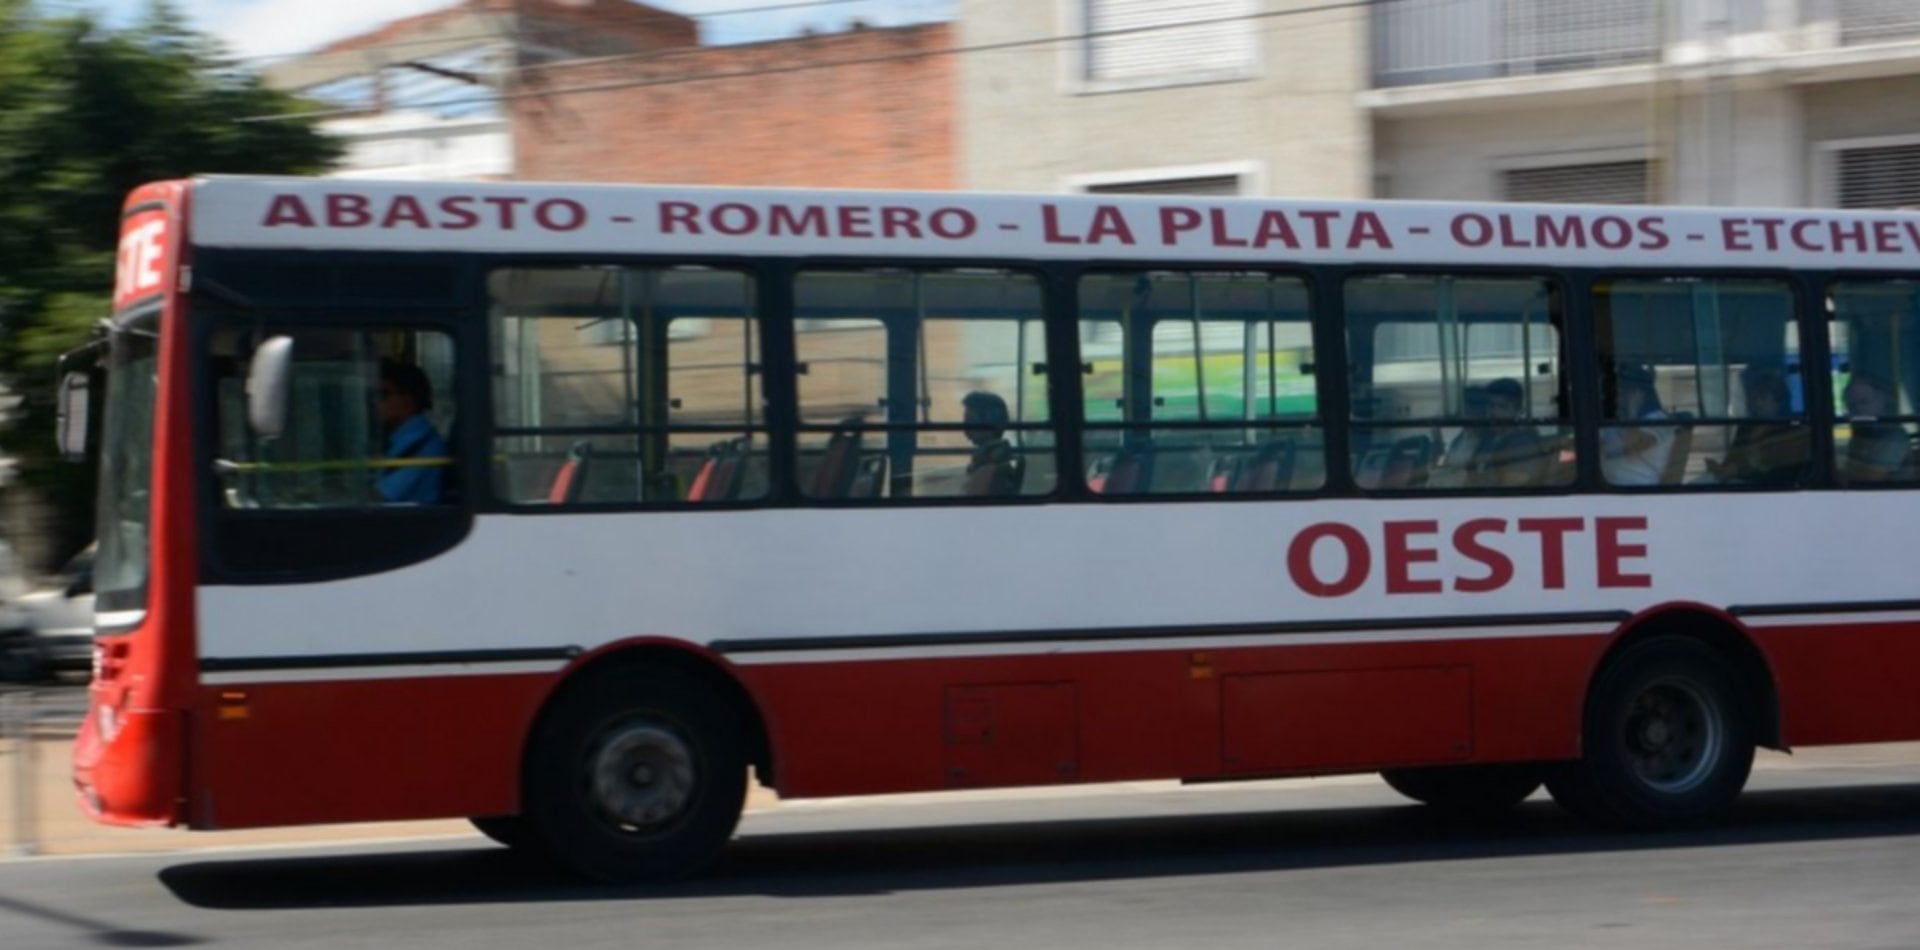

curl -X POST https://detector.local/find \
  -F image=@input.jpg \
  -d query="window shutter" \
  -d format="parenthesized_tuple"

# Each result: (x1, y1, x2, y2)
(1086, 174, 1243, 197)
(1835, 143, 1920, 210)
(1086, 0, 1255, 82)
(1502, 161, 1650, 205)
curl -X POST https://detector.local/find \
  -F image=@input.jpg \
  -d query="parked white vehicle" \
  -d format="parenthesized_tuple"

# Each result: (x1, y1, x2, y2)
(0, 544, 94, 682)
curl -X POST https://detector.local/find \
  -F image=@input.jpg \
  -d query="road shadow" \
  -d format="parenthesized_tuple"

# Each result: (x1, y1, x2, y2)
(157, 781, 1920, 910)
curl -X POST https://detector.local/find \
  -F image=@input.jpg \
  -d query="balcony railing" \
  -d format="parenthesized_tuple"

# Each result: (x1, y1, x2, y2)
(1372, 0, 1657, 88)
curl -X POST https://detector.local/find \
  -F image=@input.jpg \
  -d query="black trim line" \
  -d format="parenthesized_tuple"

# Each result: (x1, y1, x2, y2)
(200, 647, 580, 673)
(712, 610, 1632, 655)
(1730, 599, 1920, 618)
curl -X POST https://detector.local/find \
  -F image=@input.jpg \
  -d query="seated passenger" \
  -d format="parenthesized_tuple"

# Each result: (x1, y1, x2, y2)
(961, 391, 1022, 496)
(1707, 367, 1806, 485)
(376, 359, 449, 504)
(1460, 377, 1545, 488)
(1840, 373, 1910, 484)
(1601, 364, 1676, 486)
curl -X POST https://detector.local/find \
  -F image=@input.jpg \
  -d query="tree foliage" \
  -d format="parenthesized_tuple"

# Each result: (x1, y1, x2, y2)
(0, 0, 339, 563)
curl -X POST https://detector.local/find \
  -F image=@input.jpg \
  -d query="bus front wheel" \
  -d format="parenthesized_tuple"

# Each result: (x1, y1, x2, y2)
(1547, 637, 1755, 830)
(1380, 763, 1544, 816)
(521, 666, 748, 883)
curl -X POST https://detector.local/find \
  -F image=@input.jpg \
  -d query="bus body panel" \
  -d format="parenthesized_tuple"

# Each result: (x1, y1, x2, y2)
(1752, 618, 1920, 747)
(74, 180, 199, 827)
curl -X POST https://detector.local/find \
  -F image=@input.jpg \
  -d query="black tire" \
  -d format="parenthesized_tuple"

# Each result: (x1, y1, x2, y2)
(469, 815, 529, 850)
(520, 665, 748, 883)
(1381, 763, 1545, 816)
(0, 637, 47, 684)
(1546, 637, 1755, 830)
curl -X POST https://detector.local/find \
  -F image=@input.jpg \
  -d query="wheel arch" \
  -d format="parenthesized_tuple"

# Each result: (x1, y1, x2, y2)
(1593, 602, 1784, 751)
(521, 639, 776, 800)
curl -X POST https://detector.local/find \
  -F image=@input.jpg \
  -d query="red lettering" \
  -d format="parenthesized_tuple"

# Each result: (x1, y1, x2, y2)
(1722, 218, 1753, 252)
(712, 203, 758, 236)
(1595, 516, 1652, 588)
(438, 196, 479, 230)
(535, 198, 586, 231)
(1383, 520, 1443, 595)
(1042, 205, 1080, 244)
(1831, 220, 1867, 254)
(1350, 211, 1393, 250)
(1539, 215, 1587, 249)
(1251, 210, 1299, 249)
(1790, 219, 1823, 251)
(262, 194, 315, 228)
(1451, 213, 1493, 247)
(1210, 209, 1248, 248)
(1753, 217, 1785, 250)
(1874, 219, 1901, 254)
(661, 200, 701, 234)
(1452, 519, 1514, 593)
(1287, 523, 1370, 598)
(1906, 221, 1920, 250)
(381, 195, 430, 229)
(770, 204, 827, 237)
(1591, 216, 1633, 250)
(881, 206, 923, 239)
(326, 194, 370, 228)
(1517, 517, 1584, 590)
(1160, 206, 1203, 244)
(1088, 205, 1136, 245)
(930, 208, 976, 239)
(1637, 216, 1670, 250)
(1300, 210, 1338, 248)
(837, 206, 873, 238)
(481, 195, 525, 228)
(1498, 214, 1533, 248)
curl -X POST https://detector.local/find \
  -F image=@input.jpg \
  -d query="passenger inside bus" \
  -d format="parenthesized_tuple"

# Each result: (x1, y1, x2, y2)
(1707, 367, 1807, 485)
(1458, 377, 1547, 488)
(376, 358, 450, 504)
(962, 391, 1023, 496)
(1601, 363, 1679, 486)
(1839, 373, 1910, 484)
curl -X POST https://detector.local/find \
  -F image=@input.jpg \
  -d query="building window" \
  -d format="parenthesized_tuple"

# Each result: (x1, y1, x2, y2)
(1502, 160, 1650, 205)
(1083, 0, 1256, 87)
(1834, 143, 1920, 209)
(1085, 174, 1243, 197)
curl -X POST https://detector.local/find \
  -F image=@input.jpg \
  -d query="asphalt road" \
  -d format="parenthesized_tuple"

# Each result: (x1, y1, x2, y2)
(1, 753, 1918, 950)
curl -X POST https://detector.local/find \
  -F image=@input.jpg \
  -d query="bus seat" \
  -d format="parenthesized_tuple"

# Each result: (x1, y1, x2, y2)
(964, 452, 1023, 496)
(1089, 443, 1154, 494)
(848, 454, 888, 498)
(688, 439, 745, 502)
(547, 440, 591, 504)
(807, 419, 864, 498)
(1235, 439, 1294, 492)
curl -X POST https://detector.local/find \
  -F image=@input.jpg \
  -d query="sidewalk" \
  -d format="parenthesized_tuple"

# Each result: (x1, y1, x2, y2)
(5, 729, 1918, 859)
(0, 733, 781, 858)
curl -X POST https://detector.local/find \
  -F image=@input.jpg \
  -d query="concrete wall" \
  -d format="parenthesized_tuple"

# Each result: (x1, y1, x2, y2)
(958, 0, 1369, 197)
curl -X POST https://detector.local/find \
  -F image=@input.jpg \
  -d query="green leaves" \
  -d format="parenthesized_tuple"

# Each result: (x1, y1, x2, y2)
(0, 0, 341, 556)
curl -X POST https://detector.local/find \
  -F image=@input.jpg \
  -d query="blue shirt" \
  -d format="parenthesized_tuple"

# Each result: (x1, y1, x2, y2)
(380, 413, 449, 504)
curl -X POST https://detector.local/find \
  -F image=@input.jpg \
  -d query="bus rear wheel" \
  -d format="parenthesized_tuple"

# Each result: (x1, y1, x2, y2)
(1546, 636, 1755, 830)
(521, 666, 747, 883)
(1380, 763, 1544, 816)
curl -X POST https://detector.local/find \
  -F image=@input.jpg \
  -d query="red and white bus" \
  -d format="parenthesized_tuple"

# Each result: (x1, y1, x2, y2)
(70, 176, 1920, 880)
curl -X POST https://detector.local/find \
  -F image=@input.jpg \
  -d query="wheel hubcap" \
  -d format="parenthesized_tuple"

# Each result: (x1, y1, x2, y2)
(1623, 678, 1723, 794)
(587, 722, 696, 833)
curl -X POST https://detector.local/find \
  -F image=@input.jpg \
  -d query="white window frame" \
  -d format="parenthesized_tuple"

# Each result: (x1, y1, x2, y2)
(1812, 133, 1920, 209)
(1058, 0, 1264, 96)
(1063, 160, 1266, 197)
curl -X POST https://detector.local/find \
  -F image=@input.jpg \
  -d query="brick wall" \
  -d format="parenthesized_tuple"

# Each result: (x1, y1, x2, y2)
(510, 23, 953, 190)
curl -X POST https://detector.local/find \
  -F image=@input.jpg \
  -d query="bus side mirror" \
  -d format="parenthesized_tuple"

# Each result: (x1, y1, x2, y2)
(56, 372, 90, 462)
(247, 336, 294, 439)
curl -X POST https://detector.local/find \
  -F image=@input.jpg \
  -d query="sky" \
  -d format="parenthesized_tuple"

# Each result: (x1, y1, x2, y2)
(79, 0, 954, 63)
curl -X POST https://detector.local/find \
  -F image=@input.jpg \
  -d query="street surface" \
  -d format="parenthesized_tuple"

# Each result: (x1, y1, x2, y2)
(1, 744, 1917, 949)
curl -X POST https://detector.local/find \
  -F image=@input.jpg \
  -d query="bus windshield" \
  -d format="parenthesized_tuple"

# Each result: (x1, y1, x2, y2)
(94, 320, 158, 618)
